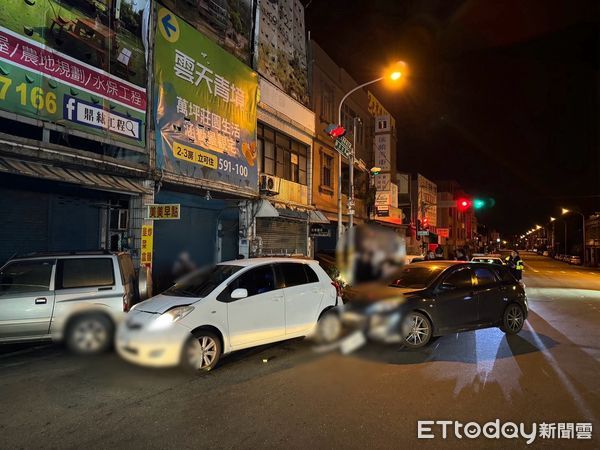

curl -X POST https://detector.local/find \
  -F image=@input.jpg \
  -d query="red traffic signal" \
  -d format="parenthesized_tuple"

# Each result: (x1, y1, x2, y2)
(422, 217, 429, 228)
(325, 124, 346, 139)
(457, 198, 472, 211)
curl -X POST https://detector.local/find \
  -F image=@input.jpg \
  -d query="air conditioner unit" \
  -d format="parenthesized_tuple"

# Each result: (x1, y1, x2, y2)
(259, 175, 279, 196)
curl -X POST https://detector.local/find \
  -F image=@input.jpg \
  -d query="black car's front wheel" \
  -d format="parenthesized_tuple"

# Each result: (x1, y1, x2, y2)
(401, 312, 432, 349)
(501, 304, 525, 335)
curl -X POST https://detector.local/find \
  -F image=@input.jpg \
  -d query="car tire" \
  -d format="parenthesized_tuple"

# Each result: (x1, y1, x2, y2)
(66, 314, 114, 355)
(401, 311, 432, 349)
(501, 304, 525, 335)
(313, 310, 342, 344)
(181, 332, 222, 373)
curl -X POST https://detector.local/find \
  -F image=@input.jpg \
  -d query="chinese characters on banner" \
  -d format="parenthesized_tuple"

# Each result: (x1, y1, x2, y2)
(0, 2, 148, 148)
(147, 204, 181, 220)
(141, 225, 154, 268)
(154, 7, 258, 195)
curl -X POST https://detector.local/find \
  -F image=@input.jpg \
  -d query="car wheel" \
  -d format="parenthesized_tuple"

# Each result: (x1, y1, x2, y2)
(314, 310, 342, 344)
(181, 332, 222, 372)
(502, 304, 525, 335)
(401, 311, 432, 349)
(66, 314, 113, 355)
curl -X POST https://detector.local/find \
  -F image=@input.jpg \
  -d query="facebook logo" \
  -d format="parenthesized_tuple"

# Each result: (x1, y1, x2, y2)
(62, 95, 141, 140)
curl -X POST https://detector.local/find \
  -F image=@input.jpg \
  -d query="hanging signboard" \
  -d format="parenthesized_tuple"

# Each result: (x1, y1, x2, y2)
(0, 0, 148, 148)
(154, 7, 259, 195)
(146, 204, 181, 220)
(141, 224, 154, 268)
(438, 228, 450, 238)
(309, 224, 330, 237)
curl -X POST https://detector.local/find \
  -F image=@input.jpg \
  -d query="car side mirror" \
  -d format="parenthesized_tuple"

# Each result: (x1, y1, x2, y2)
(230, 288, 248, 299)
(440, 282, 456, 291)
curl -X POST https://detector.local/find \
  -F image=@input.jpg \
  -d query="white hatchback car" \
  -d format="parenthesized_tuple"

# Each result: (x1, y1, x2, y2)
(116, 258, 341, 371)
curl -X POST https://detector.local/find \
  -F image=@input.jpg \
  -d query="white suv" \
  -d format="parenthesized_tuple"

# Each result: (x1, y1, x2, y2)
(0, 251, 150, 354)
(116, 258, 341, 371)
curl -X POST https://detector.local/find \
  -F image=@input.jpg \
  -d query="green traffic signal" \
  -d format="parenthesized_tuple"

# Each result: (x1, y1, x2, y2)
(472, 197, 496, 209)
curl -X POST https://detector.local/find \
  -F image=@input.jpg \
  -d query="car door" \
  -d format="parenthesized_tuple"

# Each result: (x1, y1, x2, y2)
(434, 267, 478, 333)
(53, 257, 119, 326)
(275, 263, 323, 336)
(473, 266, 505, 325)
(225, 264, 285, 348)
(0, 259, 56, 339)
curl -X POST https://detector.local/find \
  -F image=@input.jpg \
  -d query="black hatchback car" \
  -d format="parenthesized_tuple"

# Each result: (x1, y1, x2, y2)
(341, 261, 528, 348)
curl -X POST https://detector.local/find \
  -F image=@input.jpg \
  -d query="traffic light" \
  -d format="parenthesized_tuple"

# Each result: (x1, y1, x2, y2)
(472, 197, 496, 209)
(422, 217, 429, 228)
(325, 124, 346, 138)
(457, 198, 471, 212)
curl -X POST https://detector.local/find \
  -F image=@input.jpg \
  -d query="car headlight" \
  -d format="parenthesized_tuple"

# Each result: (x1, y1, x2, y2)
(367, 300, 400, 314)
(149, 305, 194, 330)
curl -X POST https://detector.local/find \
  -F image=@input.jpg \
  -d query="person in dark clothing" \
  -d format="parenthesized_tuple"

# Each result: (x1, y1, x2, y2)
(434, 244, 444, 260)
(455, 249, 468, 261)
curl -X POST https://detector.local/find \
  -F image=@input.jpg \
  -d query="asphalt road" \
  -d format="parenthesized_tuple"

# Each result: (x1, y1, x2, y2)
(1, 253, 599, 449)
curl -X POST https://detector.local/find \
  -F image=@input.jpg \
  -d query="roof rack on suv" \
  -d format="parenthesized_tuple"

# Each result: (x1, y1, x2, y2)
(14, 249, 114, 259)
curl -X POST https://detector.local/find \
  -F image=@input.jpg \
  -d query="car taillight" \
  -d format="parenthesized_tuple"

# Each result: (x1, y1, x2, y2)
(331, 281, 342, 298)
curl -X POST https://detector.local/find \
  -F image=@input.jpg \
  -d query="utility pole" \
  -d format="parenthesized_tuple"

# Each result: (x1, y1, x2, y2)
(348, 116, 360, 232)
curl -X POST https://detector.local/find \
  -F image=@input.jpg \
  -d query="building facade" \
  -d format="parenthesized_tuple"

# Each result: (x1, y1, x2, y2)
(309, 40, 374, 253)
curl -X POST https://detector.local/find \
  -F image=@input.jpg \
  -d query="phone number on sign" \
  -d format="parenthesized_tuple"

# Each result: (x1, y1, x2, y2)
(218, 159, 248, 177)
(173, 142, 249, 177)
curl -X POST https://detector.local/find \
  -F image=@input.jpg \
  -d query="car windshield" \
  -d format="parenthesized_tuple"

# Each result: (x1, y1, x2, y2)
(164, 264, 242, 298)
(388, 265, 445, 289)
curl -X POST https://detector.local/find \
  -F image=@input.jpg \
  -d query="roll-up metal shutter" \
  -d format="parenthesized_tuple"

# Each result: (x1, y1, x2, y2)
(256, 218, 307, 256)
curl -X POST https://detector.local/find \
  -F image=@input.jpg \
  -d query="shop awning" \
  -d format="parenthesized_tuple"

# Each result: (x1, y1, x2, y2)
(276, 208, 308, 220)
(0, 156, 150, 195)
(309, 209, 330, 224)
(254, 199, 280, 218)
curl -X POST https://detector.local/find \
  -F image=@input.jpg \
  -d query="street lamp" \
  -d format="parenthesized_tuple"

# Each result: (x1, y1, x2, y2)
(336, 61, 407, 245)
(562, 207, 586, 265)
(550, 217, 556, 253)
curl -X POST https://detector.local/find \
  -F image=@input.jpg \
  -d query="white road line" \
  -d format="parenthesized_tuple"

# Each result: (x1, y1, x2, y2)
(525, 321, 598, 425)
(560, 271, 566, 274)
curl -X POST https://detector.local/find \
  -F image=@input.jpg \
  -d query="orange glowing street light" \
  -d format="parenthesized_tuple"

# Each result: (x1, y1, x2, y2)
(336, 61, 408, 245)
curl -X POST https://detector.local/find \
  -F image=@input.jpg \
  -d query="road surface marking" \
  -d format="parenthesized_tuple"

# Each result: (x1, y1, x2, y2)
(525, 321, 598, 425)
(560, 271, 566, 274)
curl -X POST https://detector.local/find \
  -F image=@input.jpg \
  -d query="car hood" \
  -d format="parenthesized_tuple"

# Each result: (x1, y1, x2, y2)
(134, 294, 198, 314)
(343, 282, 422, 304)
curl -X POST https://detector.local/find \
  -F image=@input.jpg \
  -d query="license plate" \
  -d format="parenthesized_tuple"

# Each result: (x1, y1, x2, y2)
(340, 330, 366, 354)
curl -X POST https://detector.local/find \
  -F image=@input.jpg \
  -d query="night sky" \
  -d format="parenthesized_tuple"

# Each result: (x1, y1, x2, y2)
(305, 0, 599, 236)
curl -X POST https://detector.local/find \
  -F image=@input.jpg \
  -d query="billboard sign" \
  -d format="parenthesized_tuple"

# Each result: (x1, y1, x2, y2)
(160, 0, 254, 64)
(154, 7, 259, 195)
(0, 0, 148, 148)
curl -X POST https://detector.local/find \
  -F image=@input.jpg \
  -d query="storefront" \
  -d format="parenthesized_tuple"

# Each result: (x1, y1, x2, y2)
(151, 188, 242, 292)
(254, 78, 317, 257)
(0, 163, 150, 265)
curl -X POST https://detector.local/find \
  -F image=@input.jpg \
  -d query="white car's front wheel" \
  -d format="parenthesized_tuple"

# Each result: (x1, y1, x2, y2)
(181, 332, 222, 372)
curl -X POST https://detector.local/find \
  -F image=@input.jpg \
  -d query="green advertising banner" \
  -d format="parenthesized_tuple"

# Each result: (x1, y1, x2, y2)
(154, 6, 258, 195)
(0, 0, 148, 148)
